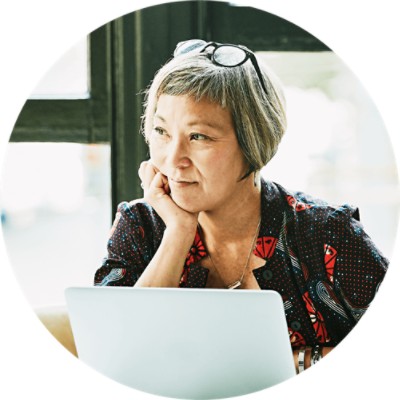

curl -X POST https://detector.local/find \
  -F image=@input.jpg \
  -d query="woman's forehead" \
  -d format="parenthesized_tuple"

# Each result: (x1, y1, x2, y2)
(154, 94, 233, 128)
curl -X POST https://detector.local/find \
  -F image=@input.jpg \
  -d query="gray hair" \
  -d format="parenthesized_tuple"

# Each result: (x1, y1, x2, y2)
(141, 49, 287, 178)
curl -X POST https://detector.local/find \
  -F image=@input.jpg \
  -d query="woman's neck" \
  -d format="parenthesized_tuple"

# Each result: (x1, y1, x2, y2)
(198, 177, 261, 244)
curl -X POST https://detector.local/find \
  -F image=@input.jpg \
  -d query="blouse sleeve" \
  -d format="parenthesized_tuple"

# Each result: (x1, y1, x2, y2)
(94, 202, 152, 286)
(324, 205, 389, 322)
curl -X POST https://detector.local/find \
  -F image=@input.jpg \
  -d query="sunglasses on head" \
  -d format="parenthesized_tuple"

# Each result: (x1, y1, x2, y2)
(173, 39, 268, 96)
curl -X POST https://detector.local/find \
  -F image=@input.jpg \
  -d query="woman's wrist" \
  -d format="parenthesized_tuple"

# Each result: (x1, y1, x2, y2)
(296, 347, 311, 373)
(134, 226, 195, 288)
(164, 220, 198, 242)
(295, 345, 332, 374)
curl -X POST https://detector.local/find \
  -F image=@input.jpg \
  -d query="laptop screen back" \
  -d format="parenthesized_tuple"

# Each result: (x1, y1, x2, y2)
(65, 287, 296, 399)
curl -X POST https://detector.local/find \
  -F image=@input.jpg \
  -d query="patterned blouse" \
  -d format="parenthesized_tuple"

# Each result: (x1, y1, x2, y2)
(94, 179, 388, 348)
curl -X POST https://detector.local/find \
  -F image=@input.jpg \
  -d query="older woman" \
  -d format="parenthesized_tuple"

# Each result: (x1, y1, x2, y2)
(94, 39, 388, 372)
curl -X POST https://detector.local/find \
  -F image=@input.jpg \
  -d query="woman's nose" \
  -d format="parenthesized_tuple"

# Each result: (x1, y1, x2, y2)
(167, 137, 191, 168)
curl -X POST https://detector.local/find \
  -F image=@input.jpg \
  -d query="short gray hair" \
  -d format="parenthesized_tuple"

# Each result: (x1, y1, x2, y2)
(141, 49, 287, 177)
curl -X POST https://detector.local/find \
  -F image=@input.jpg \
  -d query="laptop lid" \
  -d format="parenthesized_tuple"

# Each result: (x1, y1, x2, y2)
(65, 287, 296, 399)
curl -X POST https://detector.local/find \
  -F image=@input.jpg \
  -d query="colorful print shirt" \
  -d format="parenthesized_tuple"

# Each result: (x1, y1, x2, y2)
(94, 179, 389, 348)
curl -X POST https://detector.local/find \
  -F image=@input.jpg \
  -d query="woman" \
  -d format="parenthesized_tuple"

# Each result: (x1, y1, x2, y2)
(94, 39, 388, 372)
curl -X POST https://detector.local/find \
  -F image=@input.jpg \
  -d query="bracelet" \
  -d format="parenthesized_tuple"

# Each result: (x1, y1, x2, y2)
(297, 347, 306, 373)
(311, 345, 323, 366)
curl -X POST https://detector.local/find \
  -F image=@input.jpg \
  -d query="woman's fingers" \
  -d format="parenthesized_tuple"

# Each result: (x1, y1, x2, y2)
(137, 161, 197, 231)
(139, 160, 159, 191)
(150, 172, 168, 193)
(139, 161, 171, 198)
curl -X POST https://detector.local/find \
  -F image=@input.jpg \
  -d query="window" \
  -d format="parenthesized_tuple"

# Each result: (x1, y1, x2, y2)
(2, 25, 113, 307)
(30, 38, 89, 99)
(257, 51, 399, 257)
(1, 143, 111, 306)
(11, 27, 111, 144)
(1, 1, 397, 308)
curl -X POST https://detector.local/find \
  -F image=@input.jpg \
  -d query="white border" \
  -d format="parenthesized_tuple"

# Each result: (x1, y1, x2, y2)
(1, 1, 399, 399)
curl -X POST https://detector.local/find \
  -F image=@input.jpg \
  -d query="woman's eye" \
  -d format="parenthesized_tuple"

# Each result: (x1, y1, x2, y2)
(190, 133, 208, 141)
(153, 127, 168, 137)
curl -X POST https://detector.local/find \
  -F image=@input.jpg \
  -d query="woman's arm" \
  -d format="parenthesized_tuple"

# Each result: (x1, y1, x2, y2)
(132, 161, 199, 287)
(95, 161, 198, 287)
(94, 204, 196, 287)
(293, 346, 333, 373)
(134, 225, 196, 287)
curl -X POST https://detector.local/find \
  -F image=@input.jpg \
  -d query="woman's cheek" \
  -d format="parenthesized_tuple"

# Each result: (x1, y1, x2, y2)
(148, 137, 159, 159)
(148, 145, 165, 173)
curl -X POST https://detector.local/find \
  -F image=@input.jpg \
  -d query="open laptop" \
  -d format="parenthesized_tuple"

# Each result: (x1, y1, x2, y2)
(65, 287, 296, 399)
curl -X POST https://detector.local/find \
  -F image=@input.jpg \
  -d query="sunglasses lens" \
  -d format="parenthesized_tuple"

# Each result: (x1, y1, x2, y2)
(174, 40, 207, 57)
(213, 46, 247, 66)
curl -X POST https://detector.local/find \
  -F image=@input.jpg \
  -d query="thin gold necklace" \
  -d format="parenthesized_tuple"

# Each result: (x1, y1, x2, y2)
(198, 218, 261, 289)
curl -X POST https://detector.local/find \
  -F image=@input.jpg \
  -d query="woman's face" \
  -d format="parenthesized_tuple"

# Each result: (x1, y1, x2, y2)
(148, 94, 249, 213)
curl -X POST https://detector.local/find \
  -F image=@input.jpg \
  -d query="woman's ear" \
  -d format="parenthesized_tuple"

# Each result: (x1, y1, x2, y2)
(254, 170, 261, 189)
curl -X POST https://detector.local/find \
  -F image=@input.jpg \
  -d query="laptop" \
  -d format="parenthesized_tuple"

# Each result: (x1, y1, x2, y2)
(65, 287, 296, 399)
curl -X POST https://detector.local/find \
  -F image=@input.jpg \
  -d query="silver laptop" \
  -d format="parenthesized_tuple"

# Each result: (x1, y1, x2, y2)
(65, 287, 296, 399)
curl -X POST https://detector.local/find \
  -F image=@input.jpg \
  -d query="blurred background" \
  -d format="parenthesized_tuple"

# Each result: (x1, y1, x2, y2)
(1, 1, 398, 308)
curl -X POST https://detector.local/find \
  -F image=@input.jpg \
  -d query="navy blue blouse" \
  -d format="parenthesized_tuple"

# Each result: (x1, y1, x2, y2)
(94, 179, 388, 348)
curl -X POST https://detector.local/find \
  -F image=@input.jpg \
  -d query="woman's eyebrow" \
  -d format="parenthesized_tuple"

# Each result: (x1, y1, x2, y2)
(187, 120, 222, 130)
(154, 114, 224, 131)
(153, 114, 166, 122)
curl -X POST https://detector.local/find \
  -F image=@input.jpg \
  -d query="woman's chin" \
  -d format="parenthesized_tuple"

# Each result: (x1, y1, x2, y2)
(171, 193, 203, 214)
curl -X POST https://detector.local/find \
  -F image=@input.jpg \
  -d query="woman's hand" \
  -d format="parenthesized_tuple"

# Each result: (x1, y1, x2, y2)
(138, 160, 198, 234)
(293, 346, 333, 374)
(133, 160, 199, 288)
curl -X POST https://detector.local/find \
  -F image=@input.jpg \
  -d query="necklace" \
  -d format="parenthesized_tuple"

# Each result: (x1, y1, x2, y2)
(198, 218, 261, 290)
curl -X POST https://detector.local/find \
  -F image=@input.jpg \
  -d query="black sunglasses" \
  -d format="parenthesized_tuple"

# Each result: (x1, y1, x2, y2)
(173, 39, 268, 96)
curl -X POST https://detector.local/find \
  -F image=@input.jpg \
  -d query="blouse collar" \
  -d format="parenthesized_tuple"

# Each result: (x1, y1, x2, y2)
(184, 179, 285, 267)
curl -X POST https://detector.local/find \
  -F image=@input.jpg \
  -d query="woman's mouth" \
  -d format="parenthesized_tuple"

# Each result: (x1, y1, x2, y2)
(169, 178, 197, 188)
